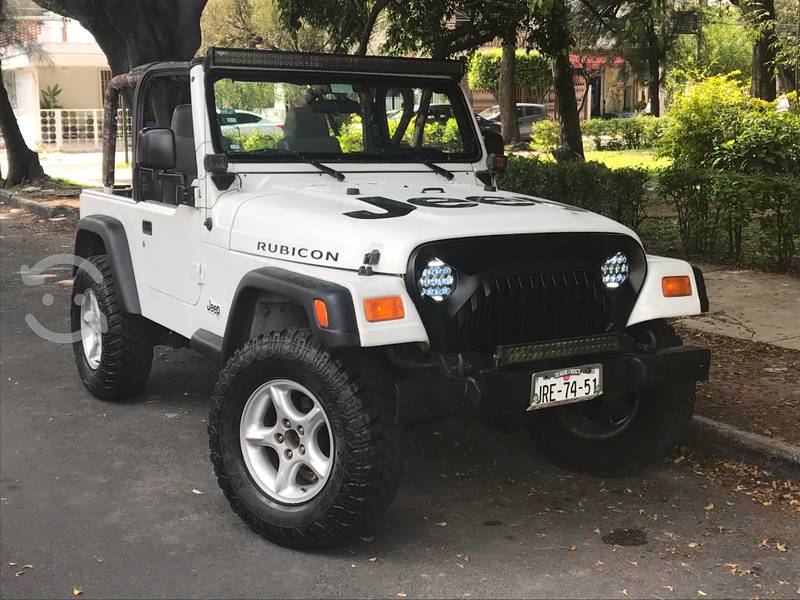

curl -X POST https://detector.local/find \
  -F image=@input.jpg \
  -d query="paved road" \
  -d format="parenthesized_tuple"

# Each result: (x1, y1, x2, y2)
(1, 208, 798, 599)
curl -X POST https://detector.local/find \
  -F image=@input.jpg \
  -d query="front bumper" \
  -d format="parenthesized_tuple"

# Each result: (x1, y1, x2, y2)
(394, 345, 711, 424)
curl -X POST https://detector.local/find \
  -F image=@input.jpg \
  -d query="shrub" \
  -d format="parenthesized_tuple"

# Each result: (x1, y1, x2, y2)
(232, 130, 281, 151)
(497, 156, 649, 231)
(528, 119, 561, 152)
(498, 157, 800, 270)
(658, 167, 719, 254)
(337, 116, 364, 152)
(581, 119, 605, 150)
(711, 107, 800, 174)
(581, 116, 666, 150)
(658, 74, 750, 168)
(659, 167, 800, 268)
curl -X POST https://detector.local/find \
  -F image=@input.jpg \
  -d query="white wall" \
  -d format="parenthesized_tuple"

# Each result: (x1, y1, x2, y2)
(38, 66, 103, 108)
(37, 17, 97, 44)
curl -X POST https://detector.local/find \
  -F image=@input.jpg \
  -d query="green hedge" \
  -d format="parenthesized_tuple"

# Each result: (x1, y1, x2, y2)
(497, 156, 650, 231)
(659, 167, 800, 268)
(582, 116, 667, 151)
(498, 156, 800, 270)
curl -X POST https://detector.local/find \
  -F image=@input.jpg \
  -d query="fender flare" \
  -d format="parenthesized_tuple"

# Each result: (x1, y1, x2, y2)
(220, 267, 360, 363)
(73, 215, 141, 314)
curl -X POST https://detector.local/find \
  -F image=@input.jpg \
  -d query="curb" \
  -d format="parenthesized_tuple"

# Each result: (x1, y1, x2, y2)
(687, 415, 800, 477)
(0, 189, 79, 221)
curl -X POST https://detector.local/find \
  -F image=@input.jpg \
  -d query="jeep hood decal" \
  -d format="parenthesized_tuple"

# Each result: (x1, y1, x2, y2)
(229, 183, 640, 274)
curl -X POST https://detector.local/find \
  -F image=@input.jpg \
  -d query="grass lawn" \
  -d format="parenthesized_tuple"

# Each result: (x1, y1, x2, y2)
(583, 150, 671, 171)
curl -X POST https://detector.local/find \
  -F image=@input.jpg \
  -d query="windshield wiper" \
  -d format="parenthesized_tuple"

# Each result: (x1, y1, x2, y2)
(423, 161, 455, 181)
(381, 146, 455, 180)
(255, 148, 345, 181)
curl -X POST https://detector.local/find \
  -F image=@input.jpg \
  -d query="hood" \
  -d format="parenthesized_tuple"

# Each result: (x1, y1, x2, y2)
(229, 182, 640, 274)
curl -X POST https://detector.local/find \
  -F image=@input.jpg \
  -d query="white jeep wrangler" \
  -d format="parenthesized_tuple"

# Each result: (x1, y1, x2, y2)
(71, 48, 710, 548)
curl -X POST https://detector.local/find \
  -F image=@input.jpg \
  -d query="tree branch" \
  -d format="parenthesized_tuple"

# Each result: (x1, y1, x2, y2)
(357, 0, 390, 55)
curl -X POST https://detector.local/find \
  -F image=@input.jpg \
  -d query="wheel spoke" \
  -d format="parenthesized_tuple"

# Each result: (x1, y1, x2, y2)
(304, 444, 331, 480)
(298, 406, 326, 434)
(273, 460, 302, 495)
(243, 425, 279, 448)
(269, 385, 304, 423)
(89, 337, 101, 361)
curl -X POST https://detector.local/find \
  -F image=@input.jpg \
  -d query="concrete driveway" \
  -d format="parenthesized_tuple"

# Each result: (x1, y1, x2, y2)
(1, 209, 798, 599)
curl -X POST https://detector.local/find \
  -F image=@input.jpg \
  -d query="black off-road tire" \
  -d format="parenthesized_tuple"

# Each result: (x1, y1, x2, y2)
(526, 319, 695, 477)
(208, 329, 402, 549)
(71, 255, 153, 400)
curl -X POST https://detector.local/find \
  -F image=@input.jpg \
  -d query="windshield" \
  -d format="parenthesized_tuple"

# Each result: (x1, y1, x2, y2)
(478, 106, 500, 121)
(210, 72, 480, 162)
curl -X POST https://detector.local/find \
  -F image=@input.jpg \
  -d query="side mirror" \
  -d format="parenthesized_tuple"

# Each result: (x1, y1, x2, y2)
(482, 130, 506, 174)
(137, 127, 176, 170)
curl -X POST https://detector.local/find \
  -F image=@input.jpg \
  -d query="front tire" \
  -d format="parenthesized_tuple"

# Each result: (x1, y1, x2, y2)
(526, 320, 694, 477)
(71, 255, 153, 400)
(209, 329, 401, 548)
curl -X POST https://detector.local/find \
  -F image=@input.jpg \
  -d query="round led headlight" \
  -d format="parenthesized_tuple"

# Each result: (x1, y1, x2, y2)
(418, 258, 456, 301)
(601, 251, 629, 288)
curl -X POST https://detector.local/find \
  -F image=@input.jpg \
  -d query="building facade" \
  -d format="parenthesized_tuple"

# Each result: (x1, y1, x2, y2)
(2, 0, 112, 150)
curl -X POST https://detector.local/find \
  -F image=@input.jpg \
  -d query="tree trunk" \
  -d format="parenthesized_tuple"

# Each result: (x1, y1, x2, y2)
(552, 51, 584, 161)
(498, 37, 520, 145)
(647, 53, 661, 117)
(0, 63, 44, 187)
(747, 0, 777, 100)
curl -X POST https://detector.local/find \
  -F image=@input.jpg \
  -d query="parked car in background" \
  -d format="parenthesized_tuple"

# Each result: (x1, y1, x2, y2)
(479, 103, 547, 137)
(387, 103, 501, 136)
(217, 109, 284, 137)
(474, 113, 501, 135)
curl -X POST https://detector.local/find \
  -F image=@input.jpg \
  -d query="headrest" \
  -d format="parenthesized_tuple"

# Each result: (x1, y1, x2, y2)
(283, 106, 330, 138)
(171, 104, 194, 138)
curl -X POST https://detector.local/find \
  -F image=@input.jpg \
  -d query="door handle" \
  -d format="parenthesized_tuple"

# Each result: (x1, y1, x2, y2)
(142, 221, 152, 235)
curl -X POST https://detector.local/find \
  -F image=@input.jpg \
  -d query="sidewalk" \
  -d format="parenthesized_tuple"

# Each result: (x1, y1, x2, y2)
(677, 263, 800, 350)
(0, 151, 131, 188)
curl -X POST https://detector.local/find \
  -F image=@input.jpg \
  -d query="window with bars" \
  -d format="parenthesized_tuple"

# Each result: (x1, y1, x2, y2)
(100, 69, 112, 104)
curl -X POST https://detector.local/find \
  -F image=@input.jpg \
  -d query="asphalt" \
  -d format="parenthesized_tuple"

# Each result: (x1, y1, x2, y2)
(1, 209, 798, 599)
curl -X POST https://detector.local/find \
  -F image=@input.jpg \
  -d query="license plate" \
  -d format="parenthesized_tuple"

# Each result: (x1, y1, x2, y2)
(529, 364, 603, 410)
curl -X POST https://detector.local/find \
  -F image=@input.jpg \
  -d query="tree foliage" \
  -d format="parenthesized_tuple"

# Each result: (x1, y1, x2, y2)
(468, 48, 552, 101)
(382, 0, 533, 59)
(668, 7, 753, 84)
(276, 0, 391, 54)
(202, 0, 357, 53)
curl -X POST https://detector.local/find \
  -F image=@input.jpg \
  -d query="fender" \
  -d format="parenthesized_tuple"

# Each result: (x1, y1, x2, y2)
(626, 256, 709, 327)
(73, 215, 141, 314)
(220, 267, 360, 362)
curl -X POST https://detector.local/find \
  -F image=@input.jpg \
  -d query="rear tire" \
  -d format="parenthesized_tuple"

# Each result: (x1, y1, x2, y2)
(526, 320, 694, 477)
(71, 255, 153, 400)
(209, 329, 402, 548)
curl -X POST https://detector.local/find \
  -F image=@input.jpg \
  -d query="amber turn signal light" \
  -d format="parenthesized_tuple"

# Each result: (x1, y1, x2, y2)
(364, 296, 405, 322)
(662, 275, 692, 297)
(313, 299, 329, 328)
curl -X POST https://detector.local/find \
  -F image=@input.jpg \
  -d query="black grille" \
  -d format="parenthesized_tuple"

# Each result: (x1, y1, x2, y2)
(455, 271, 612, 351)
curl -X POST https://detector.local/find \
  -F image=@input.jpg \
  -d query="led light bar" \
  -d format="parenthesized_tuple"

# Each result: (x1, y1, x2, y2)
(207, 48, 465, 79)
(495, 333, 622, 368)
